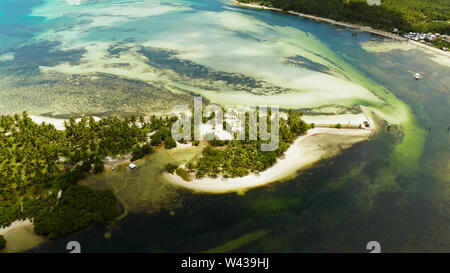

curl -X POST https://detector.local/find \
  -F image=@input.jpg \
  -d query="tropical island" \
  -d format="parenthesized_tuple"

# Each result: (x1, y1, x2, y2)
(186, 110, 311, 179)
(164, 108, 375, 193)
(236, 0, 450, 51)
(0, 112, 178, 249)
(0, 106, 377, 248)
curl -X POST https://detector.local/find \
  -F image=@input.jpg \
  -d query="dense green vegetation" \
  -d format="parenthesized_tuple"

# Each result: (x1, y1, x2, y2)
(165, 164, 179, 174)
(164, 136, 177, 149)
(175, 168, 192, 181)
(0, 112, 178, 241)
(186, 111, 311, 178)
(429, 37, 450, 49)
(240, 0, 450, 34)
(33, 186, 116, 239)
(131, 144, 155, 162)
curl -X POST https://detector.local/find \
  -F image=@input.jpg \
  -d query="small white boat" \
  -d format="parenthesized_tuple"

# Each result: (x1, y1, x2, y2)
(414, 73, 421, 80)
(129, 163, 138, 170)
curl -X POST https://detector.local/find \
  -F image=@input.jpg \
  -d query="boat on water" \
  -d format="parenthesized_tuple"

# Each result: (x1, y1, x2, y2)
(414, 73, 422, 80)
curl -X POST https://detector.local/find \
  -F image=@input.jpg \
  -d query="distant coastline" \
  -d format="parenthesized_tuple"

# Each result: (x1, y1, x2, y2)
(231, 0, 450, 58)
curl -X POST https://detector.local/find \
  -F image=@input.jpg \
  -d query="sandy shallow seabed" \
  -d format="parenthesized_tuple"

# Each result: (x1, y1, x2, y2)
(0, 219, 45, 253)
(360, 41, 450, 68)
(164, 125, 374, 194)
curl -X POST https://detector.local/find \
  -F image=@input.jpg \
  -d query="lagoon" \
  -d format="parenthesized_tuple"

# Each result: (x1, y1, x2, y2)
(0, 0, 448, 252)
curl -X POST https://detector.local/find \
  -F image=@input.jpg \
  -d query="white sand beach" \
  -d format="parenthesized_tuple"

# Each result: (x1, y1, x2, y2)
(29, 115, 67, 130)
(0, 219, 33, 236)
(302, 112, 370, 127)
(164, 125, 374, 194)
(30, 115, 101, 130)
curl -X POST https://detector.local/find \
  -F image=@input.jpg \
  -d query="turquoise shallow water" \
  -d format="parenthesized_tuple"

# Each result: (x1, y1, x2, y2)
(0, 0, 449, 252)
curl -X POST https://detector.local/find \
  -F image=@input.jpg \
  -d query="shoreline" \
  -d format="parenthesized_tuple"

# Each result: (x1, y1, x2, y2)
(29, 115, 101, 130)
(231, 0, 450, 58)
(0, 219, 33, 236)
(164, 125, 374, 194)
(0, 219, 45, 253)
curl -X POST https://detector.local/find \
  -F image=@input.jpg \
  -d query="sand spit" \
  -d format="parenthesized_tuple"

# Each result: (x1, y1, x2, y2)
(165, 126, 374, 194)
